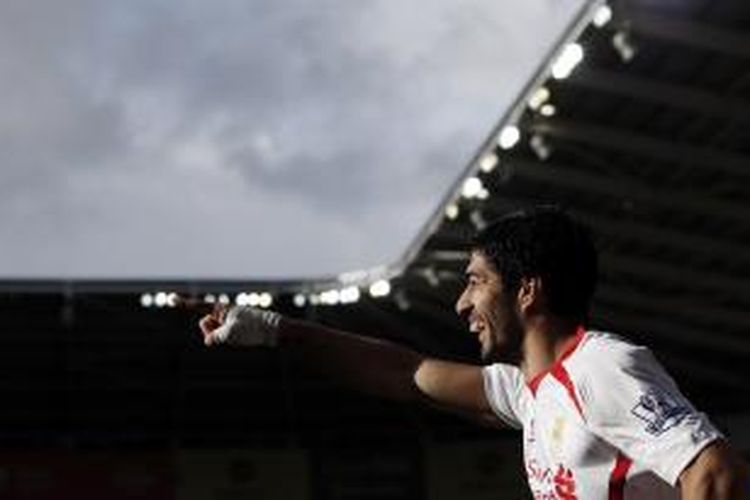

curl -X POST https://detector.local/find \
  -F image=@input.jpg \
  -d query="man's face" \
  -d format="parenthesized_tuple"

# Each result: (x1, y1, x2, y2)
(455, 251, 523, 363)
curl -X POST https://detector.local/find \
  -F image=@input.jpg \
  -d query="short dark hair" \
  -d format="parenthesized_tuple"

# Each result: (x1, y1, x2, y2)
(472, 206, 597, 323)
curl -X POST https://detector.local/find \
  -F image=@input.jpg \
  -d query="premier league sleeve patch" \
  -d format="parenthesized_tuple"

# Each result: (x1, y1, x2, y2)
(630, 388, 690, 436)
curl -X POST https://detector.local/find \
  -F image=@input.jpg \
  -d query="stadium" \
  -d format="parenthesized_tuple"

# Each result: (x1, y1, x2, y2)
(1, 0, 748, 498)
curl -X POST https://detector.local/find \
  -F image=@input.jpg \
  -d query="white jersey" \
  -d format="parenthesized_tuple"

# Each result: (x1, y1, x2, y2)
(482, 329, 721, 500)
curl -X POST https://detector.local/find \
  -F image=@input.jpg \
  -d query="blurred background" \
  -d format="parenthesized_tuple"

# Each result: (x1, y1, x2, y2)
(1, 0, 749, 498)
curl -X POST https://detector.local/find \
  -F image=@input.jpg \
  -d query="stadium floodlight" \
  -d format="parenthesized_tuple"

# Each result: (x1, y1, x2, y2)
(551, 43, 584, 80)
(498, 125, 521, 149)
(479, 152, 499, 173)
(593, 4, 612, 28)
(293, 293, 307, 308)
(339, 286, 361, 304)
(528, 86, 551, 110)
(203, 293, 217, 304)
(445, 203, 460, 220)
(369, 279, 391, 298)
(218, 293, 230, 305)
(166, 292, 179, 308)
(477, 188, 490, 200)
(258, 292, 273, 308)
(320, 289, 340, 305)
(540, 104, 557, 117)
(140, 293, 154, 308)
(154, 291, 169, 308)
(461, 177, 484, 199)
(235, 292, 248, 306)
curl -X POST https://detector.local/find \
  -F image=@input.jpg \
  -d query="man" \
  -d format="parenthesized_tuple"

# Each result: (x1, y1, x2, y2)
(200, 207, 748, 499)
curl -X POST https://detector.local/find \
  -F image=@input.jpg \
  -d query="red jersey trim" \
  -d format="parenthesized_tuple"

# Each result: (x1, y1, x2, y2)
(527, 326, 586, 396)
(551, 362, 584, 418)
(608, 452, 632, 500)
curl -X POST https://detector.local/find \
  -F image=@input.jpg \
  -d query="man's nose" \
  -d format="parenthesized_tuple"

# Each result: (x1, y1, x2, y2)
(455, 288, 471, 316)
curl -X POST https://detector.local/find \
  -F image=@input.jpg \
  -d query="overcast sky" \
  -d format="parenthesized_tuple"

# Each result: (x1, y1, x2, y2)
(0, 0, 584, 281)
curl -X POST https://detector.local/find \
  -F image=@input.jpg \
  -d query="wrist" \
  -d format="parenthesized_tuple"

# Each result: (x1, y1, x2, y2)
(217, 306, 282, 347)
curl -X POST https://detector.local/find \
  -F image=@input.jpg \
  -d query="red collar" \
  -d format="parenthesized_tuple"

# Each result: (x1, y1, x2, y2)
(526, 326, 586, 395)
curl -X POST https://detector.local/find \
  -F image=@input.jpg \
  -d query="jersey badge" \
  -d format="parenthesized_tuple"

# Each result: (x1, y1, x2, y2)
(551, 416, 566, 444)
(631, 388, 689, 436)
(548, 416, 567, 462)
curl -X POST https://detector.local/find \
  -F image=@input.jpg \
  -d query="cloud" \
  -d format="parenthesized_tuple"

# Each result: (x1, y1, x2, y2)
(0, 0, 584, 279)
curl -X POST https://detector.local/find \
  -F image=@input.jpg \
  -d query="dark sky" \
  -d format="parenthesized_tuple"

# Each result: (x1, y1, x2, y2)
(0, 0, 584, 280)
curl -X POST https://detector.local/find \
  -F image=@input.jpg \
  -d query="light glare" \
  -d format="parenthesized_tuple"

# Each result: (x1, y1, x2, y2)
(540, 104, 557, 117)
(498, 125, 521, 149)
(369, 280, 391, 298)
(445, 203, 459, 220)
(258, 292, 273, 308)
(154, 292, 168, 308)
(320, 289, 340, 305)
(593, 5, 612, 28)
(479, 153, 498, 173)
(293, 294, 307, 307)
(528, 86, 550, 110)
(340, 286, 361, 304)
(551, 43, 584, 80)
(140, 293, 154, 308)
(235, 293, 248, 306)
(461, 177, 483, 199)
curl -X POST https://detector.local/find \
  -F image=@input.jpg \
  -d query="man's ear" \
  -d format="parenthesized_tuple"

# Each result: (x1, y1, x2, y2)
(517, 276, 543, 315)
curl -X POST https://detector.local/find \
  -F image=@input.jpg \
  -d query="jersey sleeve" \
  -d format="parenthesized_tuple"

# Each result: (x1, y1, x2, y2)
(574, 338, 722, 486)
(481, 363, 529, 429)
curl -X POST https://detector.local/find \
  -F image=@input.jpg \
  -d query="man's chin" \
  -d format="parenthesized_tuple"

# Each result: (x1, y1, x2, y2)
(480, 345, 503, 364)
(481, 342, 521, 364)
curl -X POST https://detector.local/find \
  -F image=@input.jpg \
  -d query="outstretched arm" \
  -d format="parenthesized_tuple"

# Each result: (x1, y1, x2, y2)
(278, 316, 426, 403)
(200, 307, 499, 423)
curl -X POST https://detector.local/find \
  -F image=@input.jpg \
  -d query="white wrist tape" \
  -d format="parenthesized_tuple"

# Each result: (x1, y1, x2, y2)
(212, 306, 282, 347)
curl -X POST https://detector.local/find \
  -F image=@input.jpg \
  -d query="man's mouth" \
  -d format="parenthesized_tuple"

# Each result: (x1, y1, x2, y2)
(469, 317, 485, 335)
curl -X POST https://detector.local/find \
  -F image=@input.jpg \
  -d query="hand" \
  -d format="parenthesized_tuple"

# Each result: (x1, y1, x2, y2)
(199, 304, 229, 346)
(199, 305, 281, 347)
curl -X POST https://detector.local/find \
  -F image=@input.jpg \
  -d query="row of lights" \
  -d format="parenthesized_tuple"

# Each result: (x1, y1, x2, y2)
(445, 2, 615, 222)
(140, 291, 179, 308)
(138, 279, 392, 309)
(293, 279, 391, 308)
(139, 291, 235, 309)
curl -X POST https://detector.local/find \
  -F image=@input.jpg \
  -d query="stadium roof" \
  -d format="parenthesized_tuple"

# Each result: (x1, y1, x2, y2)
(402, 0, 750, 410)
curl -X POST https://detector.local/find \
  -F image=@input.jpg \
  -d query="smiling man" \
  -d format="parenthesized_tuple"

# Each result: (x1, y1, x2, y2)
(200, 206, 748, 499)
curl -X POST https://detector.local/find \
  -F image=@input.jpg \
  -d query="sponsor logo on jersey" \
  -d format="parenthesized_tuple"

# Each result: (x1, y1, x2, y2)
(553, 464, 578, 500)
(527, 461, 578, 500)
(631, 388, 689, 435)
